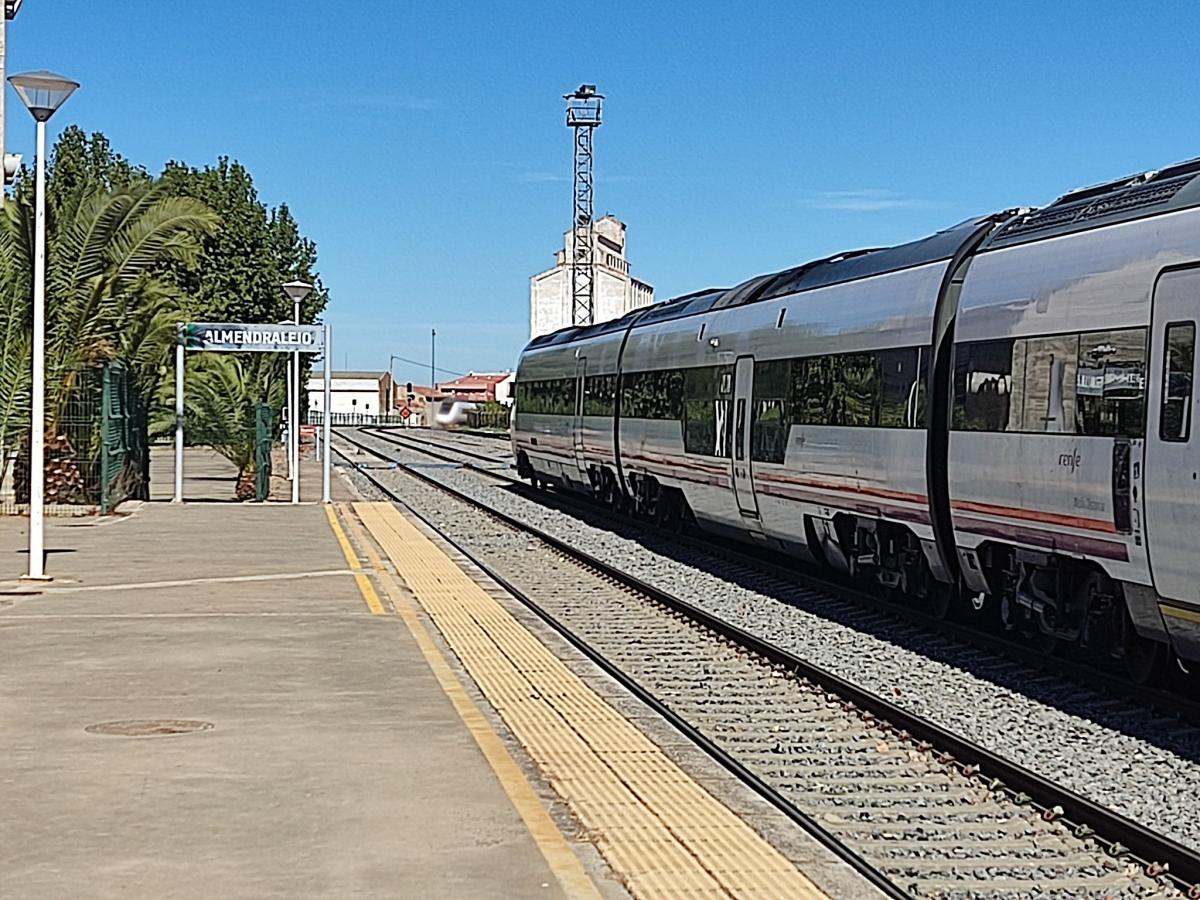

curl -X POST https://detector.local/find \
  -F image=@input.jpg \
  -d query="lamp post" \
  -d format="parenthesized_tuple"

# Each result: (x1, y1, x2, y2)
(281, 280, 313, 504)
(10, 70, 78, 580)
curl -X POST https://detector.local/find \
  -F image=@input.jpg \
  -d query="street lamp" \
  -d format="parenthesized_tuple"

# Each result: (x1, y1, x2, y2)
(10, 69, 78, 580)
(281, 279, 313, 504)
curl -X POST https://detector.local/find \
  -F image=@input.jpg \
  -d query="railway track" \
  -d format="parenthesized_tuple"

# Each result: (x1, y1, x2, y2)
(355, 426, 1200, 725)
(334, 426, 1200, 899)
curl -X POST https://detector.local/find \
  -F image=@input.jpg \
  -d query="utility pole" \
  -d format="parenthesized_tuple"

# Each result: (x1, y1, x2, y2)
(430, 328, 436, 394)
(1, 2, 26, 199)
(564, 84, 603, 326)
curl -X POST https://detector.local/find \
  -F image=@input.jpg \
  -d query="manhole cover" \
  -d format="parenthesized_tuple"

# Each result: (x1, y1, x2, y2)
(85, 719, 214, 737)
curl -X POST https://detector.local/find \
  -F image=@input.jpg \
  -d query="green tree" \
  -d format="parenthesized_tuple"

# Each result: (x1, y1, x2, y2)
(173, 352, 287, 500)
(157, 159, 330, 428)
(0, 180, 216, 487)
(157, 158, 328, 326)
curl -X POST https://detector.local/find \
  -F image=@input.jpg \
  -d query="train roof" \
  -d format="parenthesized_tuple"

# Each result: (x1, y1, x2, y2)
(521, 155, 1200, 355)
(984, 156, 1200, 249)
(520, 220, 988, 353)
(523, 288, 729, 351)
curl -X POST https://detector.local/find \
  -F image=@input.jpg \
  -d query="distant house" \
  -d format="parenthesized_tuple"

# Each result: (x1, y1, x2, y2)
(494, 373, 515, 407)
(306, 371, 393, 419)
(391, 383, 443, 427)
(436, 372, 511, 404)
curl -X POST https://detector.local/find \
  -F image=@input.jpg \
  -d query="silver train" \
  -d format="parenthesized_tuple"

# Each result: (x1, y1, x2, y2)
(514, 158, 1200, 680)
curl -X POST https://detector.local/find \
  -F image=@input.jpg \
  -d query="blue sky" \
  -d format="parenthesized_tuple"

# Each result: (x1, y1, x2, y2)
(12, 1, 1200, 384)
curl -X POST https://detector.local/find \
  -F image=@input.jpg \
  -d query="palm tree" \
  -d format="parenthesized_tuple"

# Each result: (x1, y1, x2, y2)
(177, 352, 287, 499)
(0, 181, 217, 494)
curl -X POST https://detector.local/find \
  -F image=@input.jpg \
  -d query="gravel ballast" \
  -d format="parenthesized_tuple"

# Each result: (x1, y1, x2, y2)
(339, 430, 1200, 857)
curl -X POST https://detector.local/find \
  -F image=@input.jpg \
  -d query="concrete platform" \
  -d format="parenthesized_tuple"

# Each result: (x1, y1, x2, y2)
(0, 471, 598, 896)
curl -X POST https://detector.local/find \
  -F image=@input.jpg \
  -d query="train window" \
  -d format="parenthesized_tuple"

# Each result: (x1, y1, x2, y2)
(877, 348, 914, 427)
(683, 366, 731, 457)
(877, 347, 927, 428)
(952, 340, 1013, 431)
(952, 328, 1148, 436)
(583, 373, 616, 417)
(1076, 328, 1146, 437)
(516, 377, 576, 416)
(792, 356, 835, 426)
(1160, 322, 1194, 442)
(622, 370, 684, 420)
(1008, 335, 1080, 433)
(839, 353, 879, 427)
(751, 359, 790, 463)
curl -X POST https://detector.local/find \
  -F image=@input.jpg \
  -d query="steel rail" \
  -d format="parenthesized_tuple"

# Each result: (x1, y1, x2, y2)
(357, 424, 1200, 725)
(333, 426, 1200, 896)
(360, 425, 508, 467)
(330, 434, 911, 899)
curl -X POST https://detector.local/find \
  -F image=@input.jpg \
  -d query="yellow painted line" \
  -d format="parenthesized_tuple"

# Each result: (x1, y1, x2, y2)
(339, 504, 601, 900)
(1162, 604, 1200, 625)
(323, 504, 385, 615)
(355, 500, 828, 900)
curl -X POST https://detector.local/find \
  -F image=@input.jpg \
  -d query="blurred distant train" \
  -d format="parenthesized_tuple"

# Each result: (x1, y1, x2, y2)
(514, 156, 1200, 681)
(434, 398, 477, 427)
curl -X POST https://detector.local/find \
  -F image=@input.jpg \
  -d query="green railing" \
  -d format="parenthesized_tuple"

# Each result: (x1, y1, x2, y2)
(255, 403, 275, 502)
(2, 361, 149, 516)
(100, 361, 150, 513)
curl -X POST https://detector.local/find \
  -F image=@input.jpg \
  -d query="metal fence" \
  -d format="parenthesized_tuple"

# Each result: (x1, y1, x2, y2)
(1, 362, 149, 516)
(100, 361, 150, 513)
(306, 411, 411, 426)
(470, 402, 511, 431)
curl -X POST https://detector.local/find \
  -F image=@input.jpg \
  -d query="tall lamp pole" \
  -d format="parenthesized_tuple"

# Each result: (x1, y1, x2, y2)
(282, 280, 313, 504)
(10, 70, 78, 581)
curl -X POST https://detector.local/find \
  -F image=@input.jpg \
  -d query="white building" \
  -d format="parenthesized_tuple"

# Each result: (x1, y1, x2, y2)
(495, 372, 515, 406)
(530, 215, 653, 339)
(307, 371, 393, 418)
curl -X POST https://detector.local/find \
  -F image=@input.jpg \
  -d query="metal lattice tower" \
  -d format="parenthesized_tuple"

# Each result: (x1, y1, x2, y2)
(564, 84, 603, 326)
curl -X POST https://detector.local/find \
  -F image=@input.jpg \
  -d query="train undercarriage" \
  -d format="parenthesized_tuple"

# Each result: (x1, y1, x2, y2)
(516, 449, 1172, 684)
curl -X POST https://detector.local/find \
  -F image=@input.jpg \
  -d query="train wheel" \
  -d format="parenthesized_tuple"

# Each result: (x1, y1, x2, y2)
(927, 584, 954, 621)
(1028, 629, 1060, 656)
(1124, 625, 1165, 685)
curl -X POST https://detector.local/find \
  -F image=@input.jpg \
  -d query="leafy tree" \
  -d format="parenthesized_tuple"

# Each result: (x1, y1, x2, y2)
(170, 352, 287, 500)
(0, 180, 216, 488)
(157, 159, 328, 326)
(1, 128, 328, 503)
(157, 159, 330, 432)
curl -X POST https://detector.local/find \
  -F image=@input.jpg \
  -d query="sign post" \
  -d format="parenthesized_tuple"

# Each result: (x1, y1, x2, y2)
(174, 325, 184, 502)
(175, 322, 331, 504)
(322, 323, 332, 504)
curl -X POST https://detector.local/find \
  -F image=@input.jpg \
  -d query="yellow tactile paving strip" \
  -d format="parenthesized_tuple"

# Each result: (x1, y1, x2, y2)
(353, 500, 828, 900)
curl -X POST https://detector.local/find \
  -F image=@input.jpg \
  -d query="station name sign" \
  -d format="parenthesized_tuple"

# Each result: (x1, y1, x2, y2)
(183, 322, 325, 353)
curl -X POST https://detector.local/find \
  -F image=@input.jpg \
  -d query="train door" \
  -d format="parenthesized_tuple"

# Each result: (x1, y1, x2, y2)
(573, 357, 588, 477)
(730, 355, 762, 521)
(1144, 268, 1200, 606)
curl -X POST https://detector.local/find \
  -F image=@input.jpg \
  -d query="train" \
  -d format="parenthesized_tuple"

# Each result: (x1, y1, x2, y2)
(512, 156, 1200, 682)
(433, 398, 477, 427)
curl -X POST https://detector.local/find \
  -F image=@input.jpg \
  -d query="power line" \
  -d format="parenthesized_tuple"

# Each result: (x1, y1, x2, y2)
(389, 352, 463, 379)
